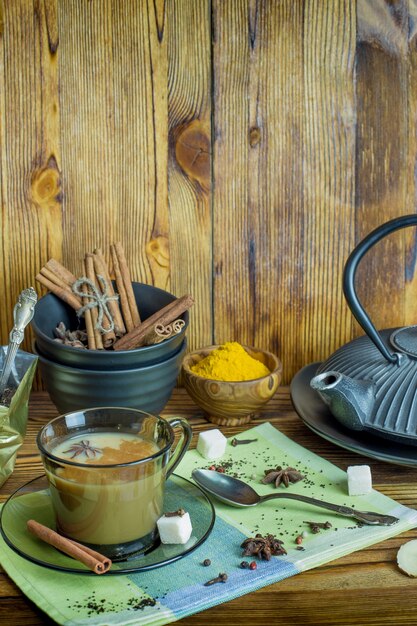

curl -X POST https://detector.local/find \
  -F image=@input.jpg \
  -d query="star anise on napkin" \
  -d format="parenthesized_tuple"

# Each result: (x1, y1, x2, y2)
(261, 465, 304, 488)
(241, 533, 287, 560)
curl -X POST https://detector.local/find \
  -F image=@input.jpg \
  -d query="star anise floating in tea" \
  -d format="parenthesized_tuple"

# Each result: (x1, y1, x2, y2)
(63, 440, 102, 459)
(261, 465, 304, 488)
(241, 533, 287, 560)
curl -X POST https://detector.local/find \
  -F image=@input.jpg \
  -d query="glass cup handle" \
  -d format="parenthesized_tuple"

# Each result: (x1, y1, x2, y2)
(165, 417, 193, 478)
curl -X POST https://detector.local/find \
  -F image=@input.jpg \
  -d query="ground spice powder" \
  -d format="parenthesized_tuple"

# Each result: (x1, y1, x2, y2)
(191, 342, 270, 381)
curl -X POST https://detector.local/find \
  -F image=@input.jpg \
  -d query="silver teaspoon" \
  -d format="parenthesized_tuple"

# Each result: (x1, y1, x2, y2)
(0, 287, 37, 397)
(192, 469, 399, 526)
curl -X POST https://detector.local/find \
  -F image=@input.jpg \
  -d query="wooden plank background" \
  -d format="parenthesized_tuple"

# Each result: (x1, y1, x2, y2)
(1, 0, 417, 386)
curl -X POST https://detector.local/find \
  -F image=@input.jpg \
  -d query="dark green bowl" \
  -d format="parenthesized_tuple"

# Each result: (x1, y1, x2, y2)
(35, 340, 186, 415)
(31, 282, 189, 370)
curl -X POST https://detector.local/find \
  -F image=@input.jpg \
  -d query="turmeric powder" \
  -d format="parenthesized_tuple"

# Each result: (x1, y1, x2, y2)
(191, 342, 270, 382)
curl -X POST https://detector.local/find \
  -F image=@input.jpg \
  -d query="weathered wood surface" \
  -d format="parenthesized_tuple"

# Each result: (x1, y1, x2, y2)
(1, 388, 417, 625)
(2, 0, 417, 388)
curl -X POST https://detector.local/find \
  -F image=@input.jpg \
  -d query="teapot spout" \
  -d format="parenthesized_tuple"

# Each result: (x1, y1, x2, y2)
(310, 371, 375, 431)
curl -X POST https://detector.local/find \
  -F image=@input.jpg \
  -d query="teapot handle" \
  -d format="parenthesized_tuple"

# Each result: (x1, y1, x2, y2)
(343, 214, 417, 364)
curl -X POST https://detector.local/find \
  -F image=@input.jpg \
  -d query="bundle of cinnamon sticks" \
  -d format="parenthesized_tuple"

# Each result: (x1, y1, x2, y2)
(36, 243, 194, 351)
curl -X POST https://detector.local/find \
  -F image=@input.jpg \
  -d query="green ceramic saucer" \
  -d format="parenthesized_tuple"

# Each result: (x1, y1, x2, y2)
(0, 474, 215, 575)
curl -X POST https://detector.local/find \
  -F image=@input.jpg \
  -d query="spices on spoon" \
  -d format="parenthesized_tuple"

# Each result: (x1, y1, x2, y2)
(190, 342, 270, 381)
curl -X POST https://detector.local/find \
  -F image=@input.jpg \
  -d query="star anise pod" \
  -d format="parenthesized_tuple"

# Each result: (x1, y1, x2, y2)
(241, 533, 286, 560)
(261, 465, 304, 488)
(63, 440, 102, 459)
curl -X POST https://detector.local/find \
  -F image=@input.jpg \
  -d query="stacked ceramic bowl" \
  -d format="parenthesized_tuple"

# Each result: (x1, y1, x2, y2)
(31, 282, 188, 415)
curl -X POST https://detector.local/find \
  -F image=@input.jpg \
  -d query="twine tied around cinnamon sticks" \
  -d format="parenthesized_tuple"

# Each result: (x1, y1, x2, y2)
(36, 243, 195, 352)
(72, 275, 119, 334)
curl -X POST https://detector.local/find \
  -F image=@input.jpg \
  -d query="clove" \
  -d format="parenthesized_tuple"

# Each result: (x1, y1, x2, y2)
(204, 572, 228, 586)
(231, 437, 258, 447)
(164, 508, 186, 517)
(304, 520, 332, 533)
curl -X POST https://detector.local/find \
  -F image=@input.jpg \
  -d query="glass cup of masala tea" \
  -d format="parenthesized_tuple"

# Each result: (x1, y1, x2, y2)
(37, 407, 192, 561)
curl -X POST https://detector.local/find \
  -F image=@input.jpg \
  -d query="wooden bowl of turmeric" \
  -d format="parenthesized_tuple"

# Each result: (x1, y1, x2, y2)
(181, 342, 282, 426)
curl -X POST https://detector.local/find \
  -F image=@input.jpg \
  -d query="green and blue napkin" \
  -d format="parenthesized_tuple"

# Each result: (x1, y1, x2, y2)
(1, 422, 416, 625)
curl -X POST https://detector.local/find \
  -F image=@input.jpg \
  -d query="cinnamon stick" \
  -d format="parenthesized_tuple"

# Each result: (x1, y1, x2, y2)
(142, 323, 174, 345)
(36, 273, 82, 311)
(110, 243, 135, 332)
(113, 242, 141, 327)
(110, 242, 140, 332)
(114, 294, 193, 351)
(92, 249, 126, 337)
(142, 320, 185, 346)
(44, 258, 77, 287)
(84, 255, 104, 350)
(40, 266, 72, 291)
(85, 253, 116, 348)
(27, 520, 112, 574)
(81, 283, 96, 350)
(38, 267, 80, 303)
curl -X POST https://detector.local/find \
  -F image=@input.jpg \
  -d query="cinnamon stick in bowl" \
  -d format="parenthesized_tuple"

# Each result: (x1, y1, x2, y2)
(92, 248, 126, 337)
(27, 520, 112, 574)
(114, 294, 194, 351)
(110, 242, 141, 332)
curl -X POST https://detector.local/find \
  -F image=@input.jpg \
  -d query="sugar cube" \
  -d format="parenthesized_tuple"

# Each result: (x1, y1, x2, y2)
(196, 429, 227, 459)
(347, 465, 372, 496)
(157, 511, 193, 544)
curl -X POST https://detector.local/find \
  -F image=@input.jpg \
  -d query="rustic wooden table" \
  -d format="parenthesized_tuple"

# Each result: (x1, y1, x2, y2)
(1, 388, 417, 625)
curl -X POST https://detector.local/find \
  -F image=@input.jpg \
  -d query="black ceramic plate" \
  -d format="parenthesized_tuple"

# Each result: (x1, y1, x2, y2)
(0, 474, 215, 575)
(291, 363, 417, 467)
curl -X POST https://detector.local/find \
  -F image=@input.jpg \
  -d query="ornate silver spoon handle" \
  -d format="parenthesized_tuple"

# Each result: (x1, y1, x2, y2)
(259, 492, 399, 526)
(0, 287, 37, 396)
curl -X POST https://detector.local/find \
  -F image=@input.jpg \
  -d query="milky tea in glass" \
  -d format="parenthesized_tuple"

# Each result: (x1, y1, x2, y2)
(37, 408, 192, 560)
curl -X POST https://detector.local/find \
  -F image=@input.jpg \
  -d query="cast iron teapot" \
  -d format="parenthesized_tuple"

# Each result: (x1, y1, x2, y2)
(310, 214, 417, 444)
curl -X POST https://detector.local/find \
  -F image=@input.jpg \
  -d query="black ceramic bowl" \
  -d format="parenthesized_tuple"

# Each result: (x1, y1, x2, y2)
(34, 340, 186, 415)
(31, 282, 189, 370)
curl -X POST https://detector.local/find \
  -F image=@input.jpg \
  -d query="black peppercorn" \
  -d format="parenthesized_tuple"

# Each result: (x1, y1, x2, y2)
(203, 559, 211, 566)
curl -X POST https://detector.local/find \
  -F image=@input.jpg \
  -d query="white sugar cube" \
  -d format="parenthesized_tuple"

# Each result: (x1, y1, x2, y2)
(196, 429, 227, 459)
(347, 465, 372, 496)
(157, 512, 193, 544)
